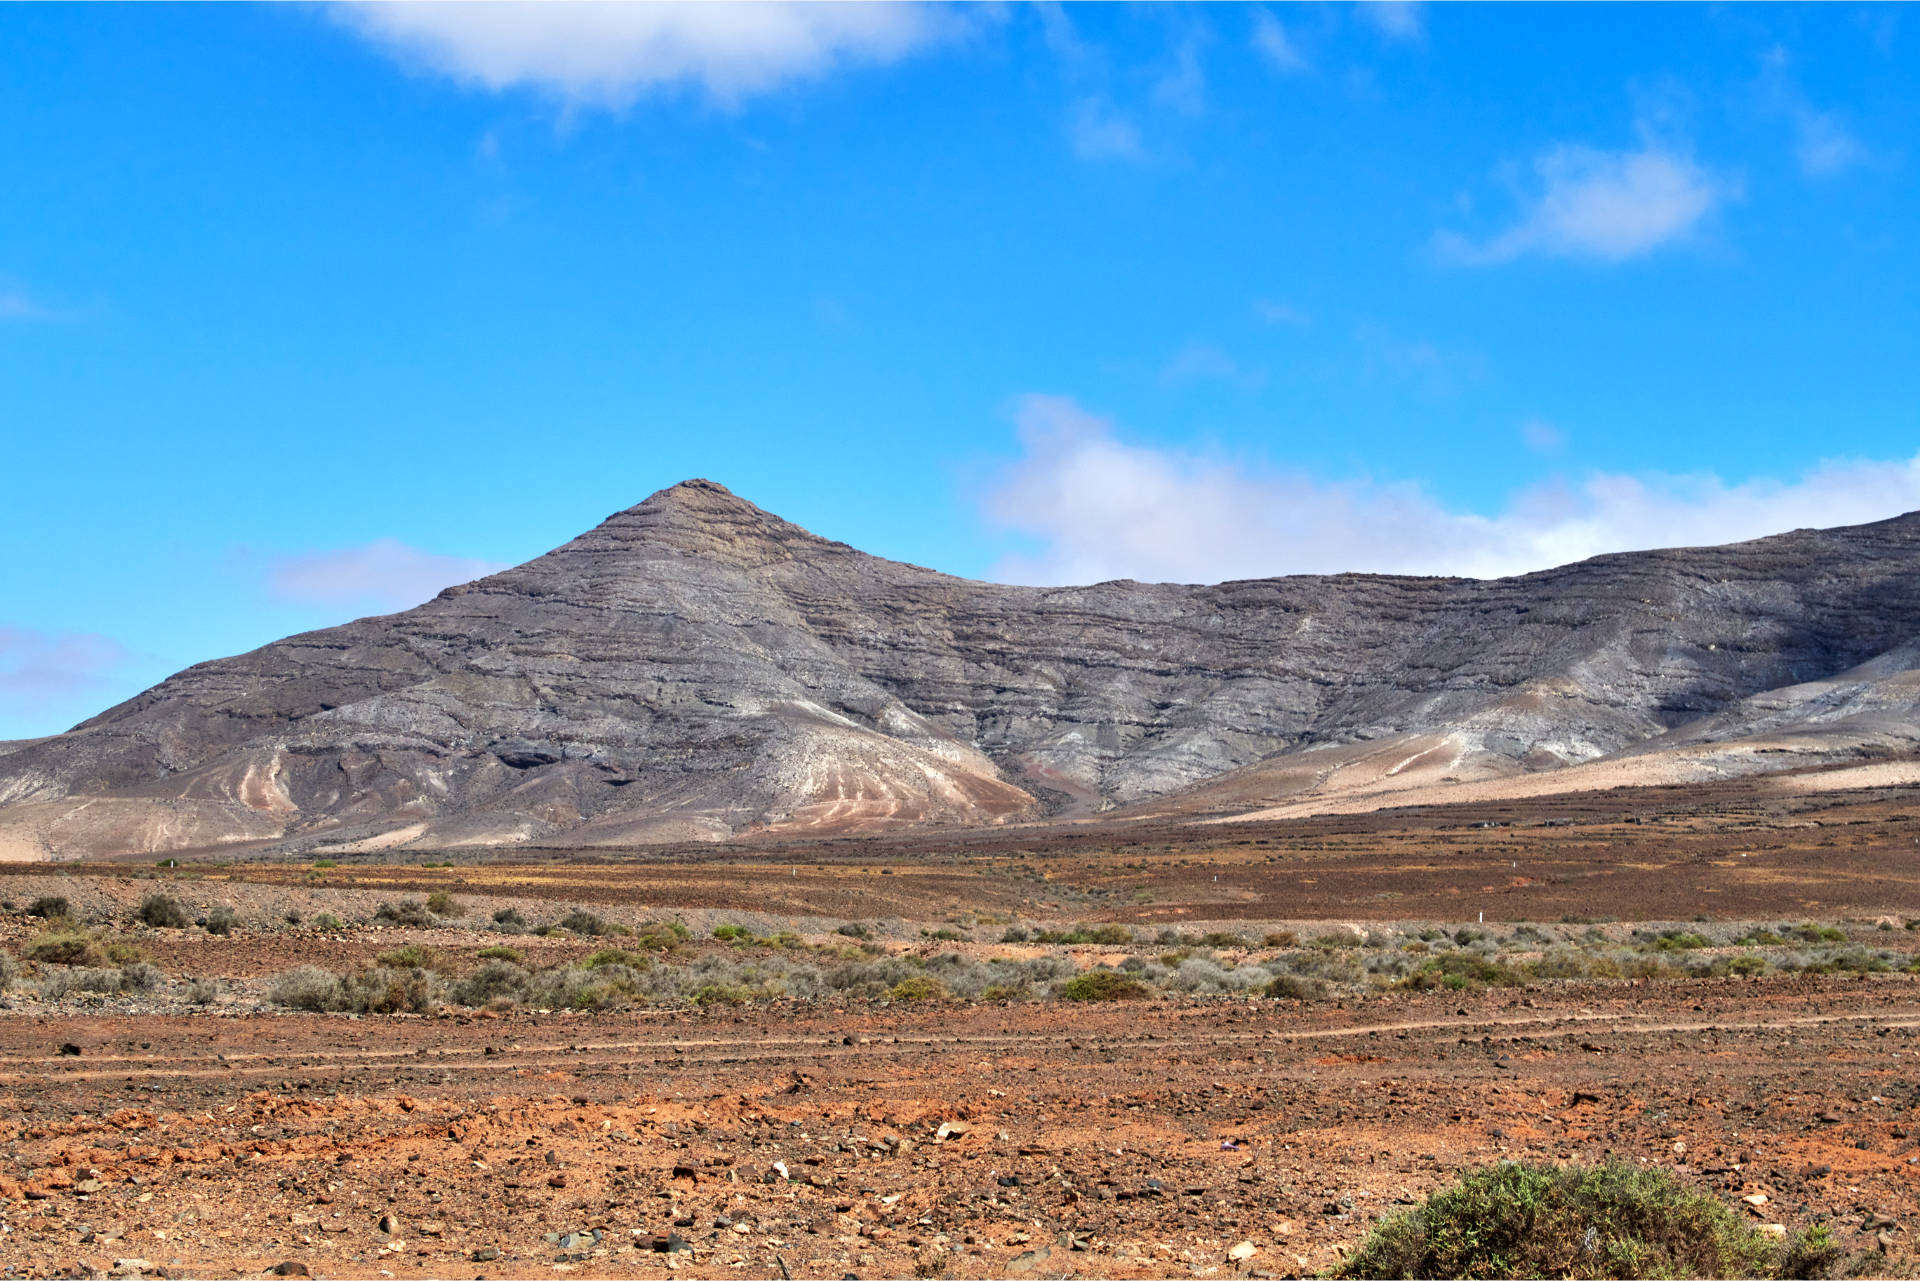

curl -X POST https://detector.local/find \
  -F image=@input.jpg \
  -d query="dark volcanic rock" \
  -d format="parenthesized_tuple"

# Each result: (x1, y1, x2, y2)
(6, 479, 1920, 856)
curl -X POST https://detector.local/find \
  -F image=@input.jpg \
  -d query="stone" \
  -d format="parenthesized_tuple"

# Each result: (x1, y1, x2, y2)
(1229, 1241, 1258, 1261)
(16, 481, 1920, 856)
(468, 1247, 501, 1262)
(1007, 1245, 1052, 1274)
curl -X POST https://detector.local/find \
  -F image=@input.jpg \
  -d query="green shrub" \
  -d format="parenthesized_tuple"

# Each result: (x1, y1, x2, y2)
(425, 890, 465, 918)
(886, 975, 947, 1002)
(713, 924, 751, 941)
(26, 895, 70, 920)
(205, 905, 236, 936)
(1332, 1160, 1786, 1280)
(628, 919, 690, 952)
(1793, 922, 1847, 944)
(1197, 931, 1250, 949)
(475, 945, 522, 963)
(375, 944, 457, 974)
(374, 899, 433, 928)
(100, 937, 148, 964)
(581, 948, 650, 971)
(449, 960, 530, 1008)
(1059, 969, 1148, 1001)
(312, 913, 344, 932)
(338, 965, 438, 1014)
(1402, 952, 1526, 991)
(1651, 930, 1713, 952)
(311, 859, 337, 869)
(270, 966, 344, 1011)
(491, 907, 527, 930)
(1035, 923, 1134, 945)
(25, 932, 105, 967)
(119, 961, 162, 992)
(138, 894, 190, 929)
(1264, 973, 1328, 1001)
(556, 909, 610, 936)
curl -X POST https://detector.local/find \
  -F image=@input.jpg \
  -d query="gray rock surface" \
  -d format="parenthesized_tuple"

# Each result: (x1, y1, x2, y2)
(5, 479, 1920, 857)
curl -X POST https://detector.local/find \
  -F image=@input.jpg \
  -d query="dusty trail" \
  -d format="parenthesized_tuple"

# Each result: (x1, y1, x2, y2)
(6, 999, 1919, 1085)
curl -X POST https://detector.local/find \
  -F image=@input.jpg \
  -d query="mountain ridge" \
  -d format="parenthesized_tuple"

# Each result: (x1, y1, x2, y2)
(5, 481, 1920, 860)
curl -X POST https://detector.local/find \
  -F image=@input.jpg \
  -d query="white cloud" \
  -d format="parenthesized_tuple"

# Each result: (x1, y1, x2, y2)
(1152, 39, 1207, 117)
(983, 395, 1920, 585)
(330, 1, 965, 108)
(1357, 2, 1423, 42)
(1438, 137, 1737, 264)
(0, 629, 129, 717)
(1161, 342, 1263, 388)
(0, 290, 45, 321)
(1253, 298, 1311, 326)
(1251, 9, 1308, 74)
(267, 540, 509, 612)
(1793, 109, 1870, 177)
(1069, 97, 1145, 162)
(1759, 46, 1873, 179)
(1520, 419, 1568, 455)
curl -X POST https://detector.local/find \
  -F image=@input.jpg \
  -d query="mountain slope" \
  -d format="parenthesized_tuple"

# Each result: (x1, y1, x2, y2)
(6, 479, 1920, 859)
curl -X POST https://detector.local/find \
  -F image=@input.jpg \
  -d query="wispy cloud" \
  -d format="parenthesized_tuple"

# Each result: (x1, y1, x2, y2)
(266, 540, 509, 612)
(983, 395, 1920, 585)
(329, 1, 969, 109)
(0, 628, 130, 721)
(1521, 419, 1568, 455)
(1068, 96, 1145, 162)
(1250, 9, 1309, 74)
(1151, 37, 1207, 117)
(1437, 132, 1738, 265)
(1254, 298, 1311, 327)
(1759, 47, 1872, 178)
(1161, 342, 1263, 389)
(0, 290, 47, 321)
(1357, 2, 1424, 43)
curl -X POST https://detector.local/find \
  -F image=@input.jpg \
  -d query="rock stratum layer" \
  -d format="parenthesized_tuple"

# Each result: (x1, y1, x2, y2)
(7, 479, 1920, 859)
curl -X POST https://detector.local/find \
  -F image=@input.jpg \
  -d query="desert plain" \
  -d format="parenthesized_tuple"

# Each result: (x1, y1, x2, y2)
(2, 768, 1919, 1280)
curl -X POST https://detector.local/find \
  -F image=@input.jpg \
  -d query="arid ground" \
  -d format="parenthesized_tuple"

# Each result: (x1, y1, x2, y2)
(4, 772, 1920, 1280)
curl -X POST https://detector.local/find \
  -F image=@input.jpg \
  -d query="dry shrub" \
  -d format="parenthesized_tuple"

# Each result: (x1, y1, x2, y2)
(138, 894, 190, 929)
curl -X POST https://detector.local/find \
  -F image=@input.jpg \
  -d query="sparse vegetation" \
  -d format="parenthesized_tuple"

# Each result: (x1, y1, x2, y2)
(1059, 968, 1148, 1001)
(138, 894, 190, 929)
(27, 895, 71, 920)
(1333, 1160, 1809, 1280)
(425, 889, 465, 918)
(204, 905, 236, 936)
(374, 899, 434, 928)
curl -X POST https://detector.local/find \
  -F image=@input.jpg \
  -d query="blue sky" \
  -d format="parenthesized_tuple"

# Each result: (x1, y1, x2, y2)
(3, 2, 1916, 739)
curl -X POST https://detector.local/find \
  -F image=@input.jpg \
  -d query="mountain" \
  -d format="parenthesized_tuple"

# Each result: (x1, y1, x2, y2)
(5, 479, 1920, 860)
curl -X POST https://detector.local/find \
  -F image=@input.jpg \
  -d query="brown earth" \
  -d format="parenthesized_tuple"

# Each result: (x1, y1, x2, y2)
(5, 776, 1920, 1279)
(3, 984, 1919, 1280)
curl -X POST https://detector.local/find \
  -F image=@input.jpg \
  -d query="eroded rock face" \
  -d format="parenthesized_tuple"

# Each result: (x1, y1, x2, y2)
(7, 479, 1920, 857)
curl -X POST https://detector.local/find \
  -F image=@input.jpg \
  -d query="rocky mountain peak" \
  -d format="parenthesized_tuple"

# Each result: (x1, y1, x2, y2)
(537, 477, 853, 574)
(9, 493, 1920, 860)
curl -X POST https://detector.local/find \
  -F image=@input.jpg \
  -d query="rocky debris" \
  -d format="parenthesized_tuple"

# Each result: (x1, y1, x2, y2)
(13, 480, 1920, 856)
